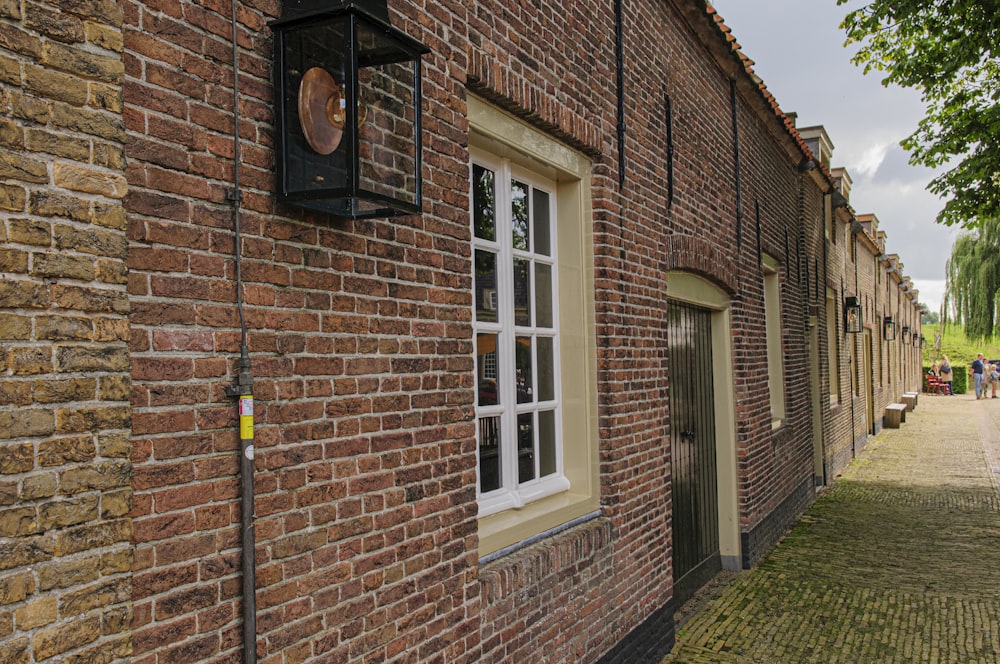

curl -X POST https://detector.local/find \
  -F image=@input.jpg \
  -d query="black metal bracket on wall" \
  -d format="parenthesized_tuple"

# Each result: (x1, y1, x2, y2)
(796, 234, 802, 284)
(730, 79, 743, 245)
(784, 230, 790, 276)
(840, 282, 846, 335)
(806, 253, 812, 296)
(754, 199, 762, 264)
(615, 0, 626, 188)
(664, 92, 674, 207)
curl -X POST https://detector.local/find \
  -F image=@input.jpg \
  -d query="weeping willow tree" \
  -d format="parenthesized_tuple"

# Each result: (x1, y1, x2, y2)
(942, 219, 1000, 340)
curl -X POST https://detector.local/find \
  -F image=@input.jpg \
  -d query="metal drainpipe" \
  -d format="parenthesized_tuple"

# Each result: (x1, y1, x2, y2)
(224, 2, 257, 662)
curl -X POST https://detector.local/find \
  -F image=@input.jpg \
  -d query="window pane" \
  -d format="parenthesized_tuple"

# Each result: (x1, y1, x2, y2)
(538, 409, 556, 478)
(516, 336, 533, 404)
(473, 164, 495, 241)
(478, 416, 501, 492)
(475, 249, 498, 323)
(513, 258, 531, 326)
(537, 337, 554, 402)
(535, 263, 553, 328)
(533, 189, 551, 256)
(517, 412, 535, 483)
(471, 148, 567, 512)
(476, 333, 499, 406)
(512, 179, 529, 250)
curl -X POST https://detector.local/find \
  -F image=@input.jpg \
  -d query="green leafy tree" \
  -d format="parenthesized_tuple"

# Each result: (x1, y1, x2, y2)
(921, 310, 939, 325)
(942, 219, 1000, 340)
(840, 0, 1000, 228)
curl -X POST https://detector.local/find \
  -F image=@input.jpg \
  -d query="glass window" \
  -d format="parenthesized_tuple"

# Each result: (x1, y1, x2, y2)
(472, 155, 563, 514)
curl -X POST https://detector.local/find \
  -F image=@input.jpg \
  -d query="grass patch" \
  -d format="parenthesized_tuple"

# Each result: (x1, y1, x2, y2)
(922, 323, 1000, 366)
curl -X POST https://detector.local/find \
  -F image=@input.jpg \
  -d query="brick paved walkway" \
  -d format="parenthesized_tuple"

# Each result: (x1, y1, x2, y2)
(665, 394, 1000, 663)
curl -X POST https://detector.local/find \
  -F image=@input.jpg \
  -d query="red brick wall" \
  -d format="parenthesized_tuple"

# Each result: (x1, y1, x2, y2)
(857, 231, 881, 436)
(823, 209, 858, 474)
(466, 0, 825, 646)
(118, 0, 832, 660)
(123, 0, 480, 660)
(730, 107, 815, 533)
(0, 1, 924, 663)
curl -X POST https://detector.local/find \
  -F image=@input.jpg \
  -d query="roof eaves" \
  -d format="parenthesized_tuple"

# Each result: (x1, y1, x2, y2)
(703, 3, 835, 187)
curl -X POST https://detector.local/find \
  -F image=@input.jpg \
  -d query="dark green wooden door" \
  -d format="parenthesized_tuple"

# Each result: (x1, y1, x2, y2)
(668, 300, 721, 606)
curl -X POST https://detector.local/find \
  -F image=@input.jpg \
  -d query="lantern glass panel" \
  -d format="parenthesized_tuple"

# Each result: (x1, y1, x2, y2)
(356, 22, 420, 212)
(844, 297, 862, 334)
(846, 307, 861, 333)
(279, 17, 353, 202)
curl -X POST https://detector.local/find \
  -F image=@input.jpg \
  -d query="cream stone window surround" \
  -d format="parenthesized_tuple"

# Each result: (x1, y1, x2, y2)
(468, 95, 599, 557)
(826, 289, 840, 405)
(762, 255, 785, 429)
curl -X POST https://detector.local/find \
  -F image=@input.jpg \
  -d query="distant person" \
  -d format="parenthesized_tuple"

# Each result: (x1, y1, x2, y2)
(939, 355, 953, 394)
(971, 353, 985, 399)
(991, 361, 1000, 399)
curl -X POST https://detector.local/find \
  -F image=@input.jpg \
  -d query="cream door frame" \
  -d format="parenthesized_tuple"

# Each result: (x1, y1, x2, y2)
(666, 272, 740, 571)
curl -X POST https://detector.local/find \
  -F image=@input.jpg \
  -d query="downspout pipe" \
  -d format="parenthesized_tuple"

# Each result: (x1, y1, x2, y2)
(225, 3, 257, 662)
(615, 0, 625, 188)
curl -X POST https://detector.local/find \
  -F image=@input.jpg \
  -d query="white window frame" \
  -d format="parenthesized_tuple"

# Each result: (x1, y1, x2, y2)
(471, 151, 570, 517)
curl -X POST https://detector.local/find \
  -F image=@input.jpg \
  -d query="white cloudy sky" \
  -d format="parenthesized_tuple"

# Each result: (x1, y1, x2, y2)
(710, 0, 961, 314)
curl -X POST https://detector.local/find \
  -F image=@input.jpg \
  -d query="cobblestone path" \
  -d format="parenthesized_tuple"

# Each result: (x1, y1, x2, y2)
(665, 395, 1000, 663)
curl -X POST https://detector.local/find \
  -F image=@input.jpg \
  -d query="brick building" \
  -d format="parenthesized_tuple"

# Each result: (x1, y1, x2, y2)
(0, 1, 924, 662)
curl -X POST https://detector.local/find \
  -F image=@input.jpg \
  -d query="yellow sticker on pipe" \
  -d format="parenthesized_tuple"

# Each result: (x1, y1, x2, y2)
(239, 396, 254, 440)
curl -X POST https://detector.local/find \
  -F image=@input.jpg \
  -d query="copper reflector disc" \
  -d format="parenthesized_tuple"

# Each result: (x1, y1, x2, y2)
(298, 67, 343, 155)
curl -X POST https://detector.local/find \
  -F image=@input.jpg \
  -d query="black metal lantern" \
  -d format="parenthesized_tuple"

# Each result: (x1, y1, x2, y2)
(883, 316, 896, 341)
(919, 335, 926, 348)
(844, 296, 862, 334)
(272, 0, 430, 218)
(901, 325, 911, 344)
